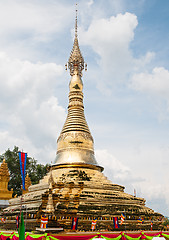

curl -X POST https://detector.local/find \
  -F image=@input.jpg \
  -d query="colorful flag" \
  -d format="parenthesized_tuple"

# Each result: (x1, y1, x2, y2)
(18, 152, 27, 190)
(40, 215, 48, 229)
(71, 217, 78, 230)
(19, 212, 25, 240)
(16, 215, 20, 230)
(1, 217, 6, 223)
(113, 217, 119, 229)
(151, 221, 153, 231)
(120, 213, 125, 225)
(137, 217, 144, 223)
(91, 219, 97, 230)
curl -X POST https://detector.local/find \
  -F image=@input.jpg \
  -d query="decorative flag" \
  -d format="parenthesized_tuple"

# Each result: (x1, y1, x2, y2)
(71, 217, 78, 230)
(40, 216, 48, 229)
(113, 217, 119, 229)
(19, 212, 25, 240)
(134, 189, 136, 197)
(16, 215, 20, 230)
(120, 213, 125, 225)
(18, 152, 27, 190)
(91, 219, 97, 230)
(137, 217, 144, 223)
(1, 217, 6, 223)
(151, 221, 153, 231)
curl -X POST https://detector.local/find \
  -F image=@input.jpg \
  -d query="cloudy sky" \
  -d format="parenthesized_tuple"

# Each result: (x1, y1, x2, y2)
(0, 0, 169, 216)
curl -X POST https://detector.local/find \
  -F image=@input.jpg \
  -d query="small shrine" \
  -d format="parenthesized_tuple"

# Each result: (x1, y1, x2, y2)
(0, 159, 13, 208)
(22, 173, 31, 195)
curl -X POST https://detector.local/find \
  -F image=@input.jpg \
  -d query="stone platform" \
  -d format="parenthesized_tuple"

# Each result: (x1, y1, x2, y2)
(3, 165, 163, 231)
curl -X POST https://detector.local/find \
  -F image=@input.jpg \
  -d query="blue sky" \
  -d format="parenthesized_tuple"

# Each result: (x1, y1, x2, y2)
(0, 0, 169, 216)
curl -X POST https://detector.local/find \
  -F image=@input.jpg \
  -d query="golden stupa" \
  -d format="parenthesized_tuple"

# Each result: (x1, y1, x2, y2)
(3, 12, 163, 231)
(0, 159, 13, 204)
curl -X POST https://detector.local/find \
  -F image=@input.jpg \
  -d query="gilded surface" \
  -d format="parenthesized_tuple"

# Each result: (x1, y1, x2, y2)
(0, 159, 13, 199)
(54, 23, 100, 168)
(5, 166, 162, 226)
(23, 173, 31, 194)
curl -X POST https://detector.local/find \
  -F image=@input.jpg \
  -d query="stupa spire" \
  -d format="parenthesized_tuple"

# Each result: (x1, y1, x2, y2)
(75, 5, 78, 38)
(54, 9, 101, 170)
(67, 6, 86, 77)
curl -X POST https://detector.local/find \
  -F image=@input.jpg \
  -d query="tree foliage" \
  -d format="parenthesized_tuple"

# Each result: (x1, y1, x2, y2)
(162, 217, 169, 226)
(0, 146, 49, 197)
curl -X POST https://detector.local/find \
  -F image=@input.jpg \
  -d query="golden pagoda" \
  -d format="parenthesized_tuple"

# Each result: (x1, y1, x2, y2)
(3, 12, 163, 231)
(55, 13, 101, 171)
(22, 173, 31, 195)
(0, 159, 13, 206)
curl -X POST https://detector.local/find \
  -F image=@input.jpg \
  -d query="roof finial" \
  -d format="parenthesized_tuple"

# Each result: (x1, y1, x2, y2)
(75, 3, 78, 38)
(67, 4, 86, 76)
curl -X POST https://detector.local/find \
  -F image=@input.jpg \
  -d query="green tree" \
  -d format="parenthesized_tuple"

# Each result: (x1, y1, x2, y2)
(0, 146, 49, 197)
(162, 217, 169, 229)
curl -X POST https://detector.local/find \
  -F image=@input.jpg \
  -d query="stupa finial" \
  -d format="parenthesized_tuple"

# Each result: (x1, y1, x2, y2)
(66, 4, 86, 77)
(75, 3, 78, 38)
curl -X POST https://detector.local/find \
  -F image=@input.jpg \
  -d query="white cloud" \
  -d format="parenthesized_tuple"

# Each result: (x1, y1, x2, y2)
(79, 11, 156, 96)
(95, 149, 142, 185)
(87, 0, 94, 7)
(81, 12, 138, 73)
(0, 1, 74, 61)
(79, 10, 169, 120)
(131, 67, 169, 98)
(0, 1, 72, 40)
(130, 67, 169, 118)
(0, 51, 66, 163)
